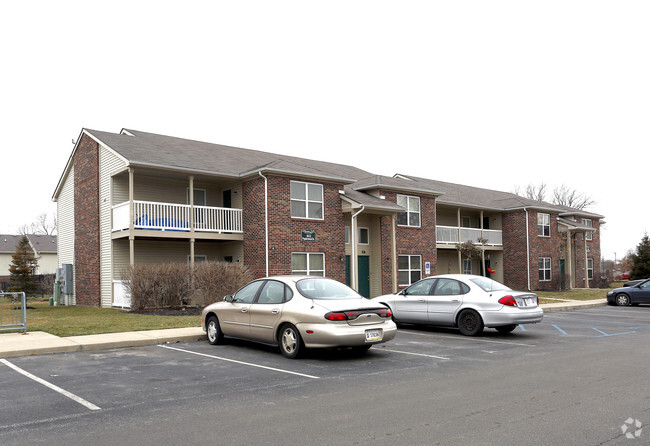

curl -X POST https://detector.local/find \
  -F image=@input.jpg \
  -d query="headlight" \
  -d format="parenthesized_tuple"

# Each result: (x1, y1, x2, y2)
(606, 291, 613, 296)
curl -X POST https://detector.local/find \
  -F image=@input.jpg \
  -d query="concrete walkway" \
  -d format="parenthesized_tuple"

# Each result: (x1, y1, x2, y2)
(0, 299, 607, 359)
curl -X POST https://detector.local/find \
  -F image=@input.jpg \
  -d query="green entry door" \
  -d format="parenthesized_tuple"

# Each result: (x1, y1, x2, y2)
(345, 255, 371, 298)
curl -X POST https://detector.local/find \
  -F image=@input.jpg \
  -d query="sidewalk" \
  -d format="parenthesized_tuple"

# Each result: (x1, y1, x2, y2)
(0, 299, 608, 359)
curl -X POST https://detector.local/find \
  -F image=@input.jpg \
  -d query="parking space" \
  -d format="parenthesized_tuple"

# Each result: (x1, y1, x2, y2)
(2, 305, 650, 438)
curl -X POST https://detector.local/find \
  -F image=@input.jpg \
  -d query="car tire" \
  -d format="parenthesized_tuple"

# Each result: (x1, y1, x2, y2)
(457, 309, 484, 336)
(206, 315, 224, 345)
(495, 324, 517, 334)
(615, 293, 631, 306)
(279, 324, 304, 359)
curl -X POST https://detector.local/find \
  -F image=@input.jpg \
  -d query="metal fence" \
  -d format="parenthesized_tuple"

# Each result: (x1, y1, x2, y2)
(0, 292, 27, 333)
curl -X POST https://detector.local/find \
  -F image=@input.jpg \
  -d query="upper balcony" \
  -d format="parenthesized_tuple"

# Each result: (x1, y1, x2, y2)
(436, 225, 502, 247)
(112, 200, 243, 239)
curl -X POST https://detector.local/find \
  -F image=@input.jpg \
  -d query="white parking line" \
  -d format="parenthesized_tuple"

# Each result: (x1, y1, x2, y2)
(398, 330, 536, 347)
(159, 345, 320, 379)
(0, 359, 101, 411)
(380, 348, 450, 360)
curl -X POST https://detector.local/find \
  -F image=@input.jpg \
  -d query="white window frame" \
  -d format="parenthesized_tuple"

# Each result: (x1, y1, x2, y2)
(186, 188, 207, 206)
(358, 227, 369, 245)
(539, 257, 552, 281)
(463, 258, 472, 275)
(582, 219, 593, 241)
(397, 194, 421, 228)
(537, 213, 550, 237)
(345, 226, 350, 245)
(290, 181, 324, 220)
(291, 252, 325, 276)
(398, 254, 422, 286)
(587, 258, 593, 280)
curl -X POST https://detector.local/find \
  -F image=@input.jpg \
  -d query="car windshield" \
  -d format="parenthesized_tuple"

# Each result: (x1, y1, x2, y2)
(470, 276, 511, 292)
(296, 278, 361, 300)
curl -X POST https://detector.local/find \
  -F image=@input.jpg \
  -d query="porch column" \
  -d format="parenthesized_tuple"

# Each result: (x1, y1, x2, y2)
(189, 175, 195, 273)
(480, 210, 485, 275)
(128, 168, 135, 266)
(567, 232, 573, 289)
(457, 207, 462, 272)
(584, 234, 589, 288)
(391, 214, 398, 293)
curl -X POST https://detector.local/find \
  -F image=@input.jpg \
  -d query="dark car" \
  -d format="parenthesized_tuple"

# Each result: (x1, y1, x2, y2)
(607, 279, 650, 306)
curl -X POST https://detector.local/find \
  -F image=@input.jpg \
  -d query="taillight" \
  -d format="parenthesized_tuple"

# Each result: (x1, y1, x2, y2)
(378, 308, 392, 318)
(325, 312, 348, 321)
(498, 295, 517, 307)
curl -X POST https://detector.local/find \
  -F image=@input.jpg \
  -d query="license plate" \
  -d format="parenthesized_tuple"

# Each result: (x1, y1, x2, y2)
(365, 329, 382, 342)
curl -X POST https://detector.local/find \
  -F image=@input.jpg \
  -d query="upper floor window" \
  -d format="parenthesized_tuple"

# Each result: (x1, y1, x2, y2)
(344, 226, 350, 244)
(537, 213, 550, 237)
(290, 181, 323, 219)
(358, 227, 369, 244)
(397, 195, 421, 227)
(582, 219, 593, 241)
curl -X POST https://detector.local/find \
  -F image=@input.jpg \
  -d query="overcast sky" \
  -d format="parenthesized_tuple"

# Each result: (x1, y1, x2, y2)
(1, 1, 648, 262)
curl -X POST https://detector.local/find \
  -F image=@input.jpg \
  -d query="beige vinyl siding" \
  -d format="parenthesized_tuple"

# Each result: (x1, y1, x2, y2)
(100, 146, 127, 307)
(0, 253, 12, 276)
(57, 164, 75, 304)
(35, 253, 58, 275)
(112, 239, 244, 280)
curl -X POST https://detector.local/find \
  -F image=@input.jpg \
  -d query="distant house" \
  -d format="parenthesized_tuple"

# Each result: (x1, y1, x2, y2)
(0, 234, 58, 291)
(52, 128, 604, 307)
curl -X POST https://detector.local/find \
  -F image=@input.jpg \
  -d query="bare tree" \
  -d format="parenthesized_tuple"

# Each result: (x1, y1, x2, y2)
(551, 185, 595, 210)
(17, 212, 57, 235)
(513, 183, 547, 201)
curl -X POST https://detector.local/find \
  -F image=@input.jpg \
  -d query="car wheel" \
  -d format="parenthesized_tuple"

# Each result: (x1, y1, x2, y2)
(457, 309, 484, 336)
(615, 293, 631, 306)
(206, 315, 224, 345)
(279, 324, 303, 359)
(495, 324, 517, 334)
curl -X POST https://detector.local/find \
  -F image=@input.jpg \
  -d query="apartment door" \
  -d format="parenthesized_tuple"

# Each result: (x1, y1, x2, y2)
(345, 255, 370, 297)
(223, 190, 232, 208)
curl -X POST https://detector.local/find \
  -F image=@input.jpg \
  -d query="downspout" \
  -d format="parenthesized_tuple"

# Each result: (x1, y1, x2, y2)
(351, 206, 365, 291)
(524, 207, 531, 291)
(259, 172, 269, 277)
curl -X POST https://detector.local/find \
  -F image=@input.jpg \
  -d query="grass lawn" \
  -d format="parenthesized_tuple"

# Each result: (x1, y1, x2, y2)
(13, 300, 200, 337)
(536, 284, 617, 304)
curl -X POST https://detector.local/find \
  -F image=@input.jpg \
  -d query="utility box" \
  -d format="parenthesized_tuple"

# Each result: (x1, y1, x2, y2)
(58, 264, 73, 294)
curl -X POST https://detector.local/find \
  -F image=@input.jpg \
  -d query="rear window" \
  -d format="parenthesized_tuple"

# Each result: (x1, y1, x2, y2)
(470, 277, 511, 292)
(296, 278, 361, 300)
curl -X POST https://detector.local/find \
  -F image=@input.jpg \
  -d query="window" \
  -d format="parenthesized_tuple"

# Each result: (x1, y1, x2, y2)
(292, 252, 325, 276)
(345, 226, 350, 244)
(290, 181, 323, 219)
(257, 280, 292, 304)
(358, 227, 369, 244)
(404, 278, 435, 295)
(582, 219, 593, 241)
(463, 259, 472, 275)
(587, 258, 593, 280)
(397, 195, 421, 227)
(233, 280, 264, 303)
(538, 257, 551, 281)
(462, 216, 471, 228)
(188, 255, 207, 264)
(537, 213, 550, 237)
(433, 279, 469, 295)
(186, 188, 206, 206)
(398, 255, 421, 286)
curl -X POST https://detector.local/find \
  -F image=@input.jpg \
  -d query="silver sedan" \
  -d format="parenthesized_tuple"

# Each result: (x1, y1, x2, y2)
(371, 274, 543, 336)
(201, 276, 397, 358)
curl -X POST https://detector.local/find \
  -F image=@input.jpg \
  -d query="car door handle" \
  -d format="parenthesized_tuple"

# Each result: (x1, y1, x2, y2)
(418, 298, 425, 302)
(451, 299, 460, 302)
(271, 309, 279, 314)
(241, 308, 248, 313)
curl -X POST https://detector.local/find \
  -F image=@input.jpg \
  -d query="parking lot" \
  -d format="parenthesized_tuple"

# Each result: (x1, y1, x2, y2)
(2, 305, 649, 445)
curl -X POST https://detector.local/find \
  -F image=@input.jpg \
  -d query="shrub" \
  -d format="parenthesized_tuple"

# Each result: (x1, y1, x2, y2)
(123, 263, 192, 311)
(192, 261, 255, 307)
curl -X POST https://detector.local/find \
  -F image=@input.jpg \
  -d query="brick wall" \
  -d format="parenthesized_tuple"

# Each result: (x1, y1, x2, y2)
(379, 191, 437, 294)
(242, 175, 347, 282)
(73, 133, 101, 306)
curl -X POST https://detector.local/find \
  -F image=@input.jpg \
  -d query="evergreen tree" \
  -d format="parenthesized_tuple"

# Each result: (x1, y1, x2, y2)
(630, 234, 650, 280)
(8, 235, 39, 295)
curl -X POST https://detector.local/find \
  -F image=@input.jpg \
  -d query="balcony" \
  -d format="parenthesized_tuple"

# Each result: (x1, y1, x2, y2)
(112, 201, 243, 235)
(436, 225, 502, 247)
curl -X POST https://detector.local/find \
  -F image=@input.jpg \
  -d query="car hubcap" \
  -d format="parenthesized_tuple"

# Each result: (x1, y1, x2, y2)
(282, 329, 297, 353)
(617, 296, 628, 305)
(463, 314, 477, 331)
(208, 322, 217, 341)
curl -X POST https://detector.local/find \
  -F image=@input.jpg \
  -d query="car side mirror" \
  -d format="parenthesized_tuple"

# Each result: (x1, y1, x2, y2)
(224, 295, 233, 302)
(399, 289, 408, 296)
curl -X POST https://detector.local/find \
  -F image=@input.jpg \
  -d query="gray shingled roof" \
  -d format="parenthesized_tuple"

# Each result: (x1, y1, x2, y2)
(0, 235, 57, 254)
(88, 129, 372, 183)
(396, 174, 604, 218)
(342, 186, 406, 212)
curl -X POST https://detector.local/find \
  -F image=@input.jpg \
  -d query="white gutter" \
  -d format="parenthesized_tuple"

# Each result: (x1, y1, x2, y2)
(525, 207, 531, 291)
(350, 206, 365, 291)
(259, 171, 269, 277)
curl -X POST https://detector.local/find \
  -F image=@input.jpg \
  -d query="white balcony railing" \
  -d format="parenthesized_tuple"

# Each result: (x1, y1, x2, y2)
(112, 201, 243, 234)
(436, 225, 502, 246)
